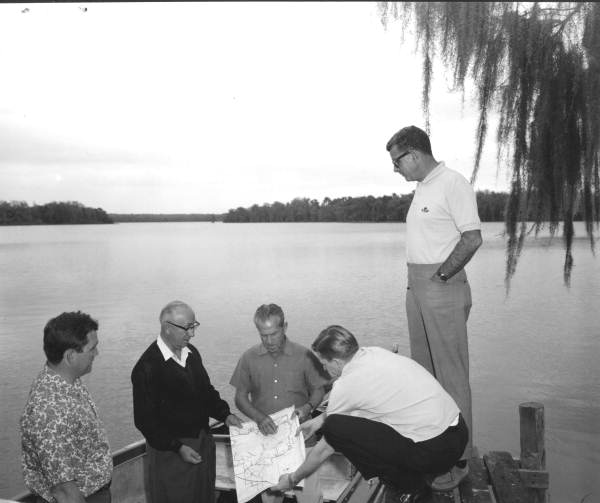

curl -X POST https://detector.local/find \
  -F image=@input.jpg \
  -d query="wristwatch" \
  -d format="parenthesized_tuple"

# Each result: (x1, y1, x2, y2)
(436, 270, 448, 282)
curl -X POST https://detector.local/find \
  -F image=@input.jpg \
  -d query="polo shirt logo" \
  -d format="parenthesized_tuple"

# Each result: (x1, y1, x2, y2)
(421, 207, 429, 213)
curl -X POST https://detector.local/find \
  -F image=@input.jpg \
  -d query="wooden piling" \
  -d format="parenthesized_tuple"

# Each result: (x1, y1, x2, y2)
(518, 402, 548, 503)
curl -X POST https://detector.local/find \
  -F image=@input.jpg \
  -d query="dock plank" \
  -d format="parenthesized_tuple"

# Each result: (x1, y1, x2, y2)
(484, 452, 529, 503)
(458, 457, 493, 503)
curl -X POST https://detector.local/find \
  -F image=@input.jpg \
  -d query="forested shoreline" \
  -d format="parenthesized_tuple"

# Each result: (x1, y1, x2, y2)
(0, 201, 113, 225)
(223, 191, 511, 223)
(3, 191, 587, 225)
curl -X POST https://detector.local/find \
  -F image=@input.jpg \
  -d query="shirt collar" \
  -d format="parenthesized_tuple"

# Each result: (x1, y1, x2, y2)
(43, 363, 81, 388)
(257, 337, 293, 356)
(157, 335, 191, 367)
(340, 346, 365, 377)
(420, 161, 446, 184)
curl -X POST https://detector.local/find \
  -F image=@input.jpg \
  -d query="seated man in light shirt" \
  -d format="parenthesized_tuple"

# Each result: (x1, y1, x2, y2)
(271, 325, 468, 503)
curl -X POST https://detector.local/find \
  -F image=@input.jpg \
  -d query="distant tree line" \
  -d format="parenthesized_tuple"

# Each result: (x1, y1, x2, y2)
(0, 201, 113, 225)
(110, 213, 219, 223)
(223, 191, 518, 223)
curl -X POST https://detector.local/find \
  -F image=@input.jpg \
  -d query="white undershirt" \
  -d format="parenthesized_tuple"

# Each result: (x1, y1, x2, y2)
(157, 335, 190, 368)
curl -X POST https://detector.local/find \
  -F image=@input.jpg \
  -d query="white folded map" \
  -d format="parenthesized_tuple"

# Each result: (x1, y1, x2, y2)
(229, 405, 306, 503)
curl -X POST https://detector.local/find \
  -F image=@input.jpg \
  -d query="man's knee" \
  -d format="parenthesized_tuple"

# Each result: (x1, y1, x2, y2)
(321, 414, 352, 448)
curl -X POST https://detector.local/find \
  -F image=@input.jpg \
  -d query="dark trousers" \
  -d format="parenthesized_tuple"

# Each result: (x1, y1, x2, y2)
(147, 430, 216, 503)
(322, 414, 468, 492)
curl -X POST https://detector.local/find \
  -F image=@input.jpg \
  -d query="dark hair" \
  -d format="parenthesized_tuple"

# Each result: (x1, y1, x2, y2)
(254, 304, 285, 327)
(386, 125, 432, 156)
(43, 311, 98, 364)
(311, 325, 359, 361)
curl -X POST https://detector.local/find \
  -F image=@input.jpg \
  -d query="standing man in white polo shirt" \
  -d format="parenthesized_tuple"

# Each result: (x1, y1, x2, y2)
(385, 126, 482, 491)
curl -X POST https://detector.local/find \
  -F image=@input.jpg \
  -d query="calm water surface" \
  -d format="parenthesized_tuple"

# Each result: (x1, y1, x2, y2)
(0, 222, 598, 502)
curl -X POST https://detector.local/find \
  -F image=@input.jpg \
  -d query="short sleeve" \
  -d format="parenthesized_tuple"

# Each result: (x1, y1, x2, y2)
(447, 174, 481, 233)
(326, 380, 354, 416)
(229, 352, 251, 391)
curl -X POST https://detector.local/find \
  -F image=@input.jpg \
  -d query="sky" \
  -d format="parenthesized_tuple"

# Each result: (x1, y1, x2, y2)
(0, 2, 511, 214)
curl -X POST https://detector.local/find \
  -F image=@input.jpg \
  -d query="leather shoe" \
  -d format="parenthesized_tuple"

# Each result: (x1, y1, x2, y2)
(428, 463, 469, 491)
(383, 484, 431, 503)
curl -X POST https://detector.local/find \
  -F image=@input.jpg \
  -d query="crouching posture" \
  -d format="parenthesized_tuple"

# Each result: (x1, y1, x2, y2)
(271, 325, 468, 502)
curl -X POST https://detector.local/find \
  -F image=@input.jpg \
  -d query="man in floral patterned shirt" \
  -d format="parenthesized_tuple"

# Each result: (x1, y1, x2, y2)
(20, 311, 113, 503)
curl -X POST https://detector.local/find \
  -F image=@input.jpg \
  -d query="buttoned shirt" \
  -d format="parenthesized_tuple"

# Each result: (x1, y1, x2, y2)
(20, 366, 112, 502)
(229, 338, 327, 415)
(406, 162, 481, 264)
(327, 347, 460, 442)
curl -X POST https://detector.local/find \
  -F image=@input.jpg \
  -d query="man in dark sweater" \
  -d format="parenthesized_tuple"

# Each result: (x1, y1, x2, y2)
(131, 300, 242, 503)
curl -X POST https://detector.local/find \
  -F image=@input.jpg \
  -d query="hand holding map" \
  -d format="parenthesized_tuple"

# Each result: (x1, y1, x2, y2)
(229, 405, 306, 503)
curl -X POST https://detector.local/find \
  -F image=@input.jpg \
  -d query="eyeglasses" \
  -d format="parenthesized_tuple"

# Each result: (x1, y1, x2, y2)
(165, 320, 200, 332)
(392, 150, 411, 168)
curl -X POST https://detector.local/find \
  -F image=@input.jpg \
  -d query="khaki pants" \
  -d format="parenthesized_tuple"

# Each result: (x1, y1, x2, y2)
(406, 263, 473, 460)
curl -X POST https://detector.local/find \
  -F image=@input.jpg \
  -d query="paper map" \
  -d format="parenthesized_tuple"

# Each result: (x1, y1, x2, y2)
(229, 406, 306, 503)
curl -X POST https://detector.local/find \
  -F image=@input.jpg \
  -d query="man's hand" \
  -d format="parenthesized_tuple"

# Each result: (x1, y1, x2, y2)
(293, 403, 312, 422)
(51, 481, 86, 503)
(178, 444, 202, 464)
(271, 473, 294, 493)
(225, 413, 244, 428)
(257, 414, 278, 435)
(430, 272, 446, 283)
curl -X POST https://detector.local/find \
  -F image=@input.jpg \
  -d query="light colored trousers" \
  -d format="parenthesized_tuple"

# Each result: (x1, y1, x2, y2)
(406, 263, 473, 460)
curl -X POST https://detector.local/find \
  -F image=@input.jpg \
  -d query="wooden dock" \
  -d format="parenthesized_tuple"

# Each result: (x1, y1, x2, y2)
(411, 402, 549, 503)
(237, 402, 549, 503)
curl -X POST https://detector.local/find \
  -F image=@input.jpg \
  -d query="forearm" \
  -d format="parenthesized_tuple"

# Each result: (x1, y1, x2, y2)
(234, 390, 267, 423)
(437, 229, 482, 279)
(291, 437, 335, 483)
(51, 481, 86, 503)
(308, 387, 325, 410)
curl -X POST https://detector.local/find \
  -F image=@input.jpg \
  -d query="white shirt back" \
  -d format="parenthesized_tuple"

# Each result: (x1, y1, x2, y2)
(327, 347, 460, 442)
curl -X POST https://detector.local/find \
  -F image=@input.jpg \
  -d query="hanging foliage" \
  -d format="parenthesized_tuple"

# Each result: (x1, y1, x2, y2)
(378, 2, 600, 288)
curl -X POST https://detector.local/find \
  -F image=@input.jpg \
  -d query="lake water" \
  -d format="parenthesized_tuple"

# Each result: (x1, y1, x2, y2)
(0, 222, 598, 502)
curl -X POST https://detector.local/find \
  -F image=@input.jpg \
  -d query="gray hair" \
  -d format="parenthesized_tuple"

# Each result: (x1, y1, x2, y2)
(254, 303, 285, 327)
(159, 300, 190, 322)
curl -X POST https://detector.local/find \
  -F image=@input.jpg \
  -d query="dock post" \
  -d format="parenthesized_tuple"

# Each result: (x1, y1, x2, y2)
(519, 402, 548, 503)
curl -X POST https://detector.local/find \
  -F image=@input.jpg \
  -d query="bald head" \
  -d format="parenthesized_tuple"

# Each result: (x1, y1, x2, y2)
(159, 300, 193, 323)
(159, 300, 198, 354)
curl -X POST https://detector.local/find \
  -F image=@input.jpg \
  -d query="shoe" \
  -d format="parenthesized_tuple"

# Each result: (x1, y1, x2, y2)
(428, 463, 469, 491)
(383, 484, 431, 503)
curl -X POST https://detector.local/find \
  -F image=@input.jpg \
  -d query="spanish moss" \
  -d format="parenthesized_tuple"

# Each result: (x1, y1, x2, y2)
(378, 2, 600, 288)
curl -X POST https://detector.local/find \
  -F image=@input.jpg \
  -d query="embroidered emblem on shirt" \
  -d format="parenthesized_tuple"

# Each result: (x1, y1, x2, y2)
(421, 207, 429, 213)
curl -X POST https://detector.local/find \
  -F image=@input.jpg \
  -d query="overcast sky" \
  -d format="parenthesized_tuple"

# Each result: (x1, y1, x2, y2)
(0, 2, 510, 214)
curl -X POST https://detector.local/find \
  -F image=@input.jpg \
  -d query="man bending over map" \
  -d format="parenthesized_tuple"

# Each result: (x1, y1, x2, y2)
(230, 303, 328, 503)
(271, 325, 468, 503)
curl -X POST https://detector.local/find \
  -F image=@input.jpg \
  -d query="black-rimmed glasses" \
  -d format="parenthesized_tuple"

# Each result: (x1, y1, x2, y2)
(392, 150, 411, 168)
(165, 320, 200, 332)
